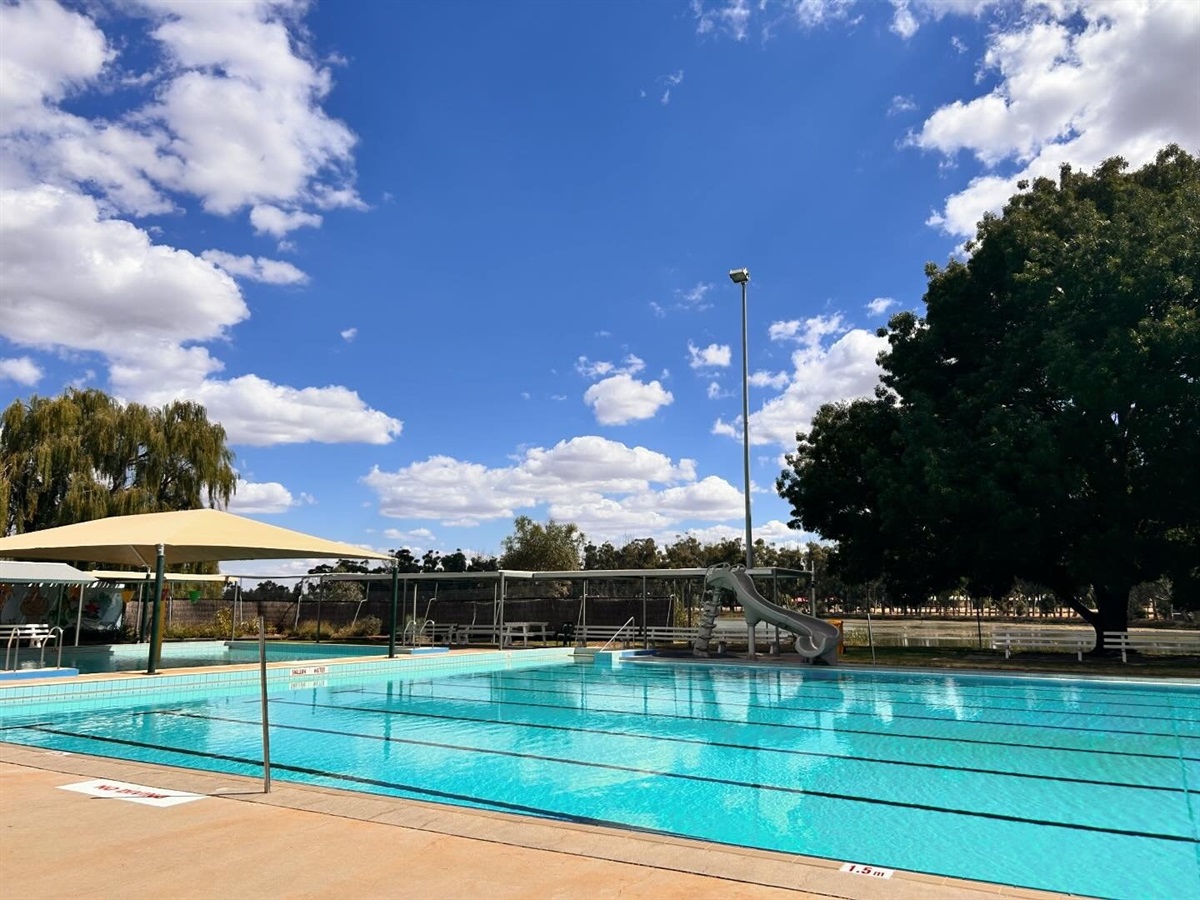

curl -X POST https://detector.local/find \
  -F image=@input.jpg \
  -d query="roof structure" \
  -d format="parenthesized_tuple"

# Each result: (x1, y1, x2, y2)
(0, 560, 97, 584)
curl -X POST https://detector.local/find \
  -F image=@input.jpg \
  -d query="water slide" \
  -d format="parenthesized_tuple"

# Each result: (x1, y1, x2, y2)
(705, 565, 841, 665)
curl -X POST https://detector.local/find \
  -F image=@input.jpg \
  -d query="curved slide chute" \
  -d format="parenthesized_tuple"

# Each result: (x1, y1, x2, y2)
(701, 564, 840, 665)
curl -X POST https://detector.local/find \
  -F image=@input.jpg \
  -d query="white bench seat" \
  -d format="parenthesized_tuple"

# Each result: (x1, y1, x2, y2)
(1103, 631, 1200, 663)
(991, 630, 1092, 661)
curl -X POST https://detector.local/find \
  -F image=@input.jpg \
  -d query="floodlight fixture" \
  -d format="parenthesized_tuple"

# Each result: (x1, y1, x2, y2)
(728, 268, 750, 285)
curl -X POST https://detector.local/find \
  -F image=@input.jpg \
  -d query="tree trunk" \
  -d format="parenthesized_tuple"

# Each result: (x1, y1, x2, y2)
(1088, 585, 1131, 654)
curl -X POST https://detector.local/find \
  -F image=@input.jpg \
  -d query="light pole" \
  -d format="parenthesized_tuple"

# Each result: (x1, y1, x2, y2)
(729, 267, 753, 568)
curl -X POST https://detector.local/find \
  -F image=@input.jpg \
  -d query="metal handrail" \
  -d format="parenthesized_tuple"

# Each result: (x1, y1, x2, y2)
(4, 624, 63, 670)
(598, 617, 637, 653)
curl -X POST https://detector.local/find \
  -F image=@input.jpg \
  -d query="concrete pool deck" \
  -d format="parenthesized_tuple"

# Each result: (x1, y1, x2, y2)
(0, 743, 1066, 900)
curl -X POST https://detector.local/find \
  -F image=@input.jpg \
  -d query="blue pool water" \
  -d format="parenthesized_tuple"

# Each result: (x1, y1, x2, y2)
(36, 641, 384, 674)
(2, 659, 1197, 898)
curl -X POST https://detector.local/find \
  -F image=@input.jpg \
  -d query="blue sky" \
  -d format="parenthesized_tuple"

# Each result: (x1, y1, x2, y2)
(1, 0, 1197, 575)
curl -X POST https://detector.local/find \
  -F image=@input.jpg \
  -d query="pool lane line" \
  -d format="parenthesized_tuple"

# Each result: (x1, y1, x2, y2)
(487, 671, 1195, 725)
(269, 697, 1187, 795)
(492, 663, 1200, 711)
(520, 667, 1195, 724)
(364, 685, 1197, 763)
(480, 666, 1199, 717)
(137, 711, 1199, 845)
(416, 677, 1195, 742)
(11, 724, 627, 826)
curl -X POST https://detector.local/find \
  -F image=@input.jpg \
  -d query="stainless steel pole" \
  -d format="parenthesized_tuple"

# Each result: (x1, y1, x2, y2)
(258, 615, 272, 793)
(740, 277, 753, 568)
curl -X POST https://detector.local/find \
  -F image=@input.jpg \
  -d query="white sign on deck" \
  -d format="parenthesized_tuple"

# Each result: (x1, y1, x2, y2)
(839, 862, 894, 879)
(289, 665, 327, 677)
(58, 779, 204, 807)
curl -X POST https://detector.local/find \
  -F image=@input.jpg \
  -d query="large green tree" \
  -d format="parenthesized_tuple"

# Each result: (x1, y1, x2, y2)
(1, 388, 238, 535)
(500, 515, 585, 571)
(778, 147, 1199, 649)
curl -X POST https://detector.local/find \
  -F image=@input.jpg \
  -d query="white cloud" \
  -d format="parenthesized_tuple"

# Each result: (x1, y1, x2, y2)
(576, 354, 645, 379)
(768, 314, 845, 347)
(0, 356, 42, 385)
(551, 476, 745, 539)
(0, 185, 399, 447)
(681, 282, 712, 305)
(122, 372, 403, 447)
(688, 341, 732, 369)
(365, 436, 759, 544)
(228, 480, 296, 514)
(706, 381, 725, 400)
(1, 3, 362, 224)
(250, 205, 323, 237)
(867, 297, 897, 315)
(0, 1, 111, 131)
(659, 69, 684, 105)
(888, 94, 917, 116)
(0, 6, 402, 451)
(715, 312, 886, 445)
(789, 0, 860, 30)
(691, 0, 752, 41)
(363, 436, 698, 528)
(381, 527, 436, 545)
(341, 327, 358, 342)
(201, 250, 308, 285)
(584, 374, 674, 425)
(951, 35, 968, 54)
(889, 1, 919, 39)
(653, 282, 715, 316)
(0, 186, 247, 353)
(749, 369, 790, 389)
(693, 0, 860, 41)
(913, 1, 1200, 238)
(746, 328, 887, 445)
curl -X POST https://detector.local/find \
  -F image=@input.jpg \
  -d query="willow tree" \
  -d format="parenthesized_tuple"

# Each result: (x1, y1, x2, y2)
(779, 146, 1199, 649)
(0, 388, 237, 535)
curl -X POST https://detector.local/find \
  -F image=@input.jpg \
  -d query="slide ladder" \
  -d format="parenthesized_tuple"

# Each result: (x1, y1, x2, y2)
(691, 586, 723, 657)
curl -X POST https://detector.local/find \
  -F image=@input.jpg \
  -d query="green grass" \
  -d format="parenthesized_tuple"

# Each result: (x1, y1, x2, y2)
(838, 644, 1200, 678)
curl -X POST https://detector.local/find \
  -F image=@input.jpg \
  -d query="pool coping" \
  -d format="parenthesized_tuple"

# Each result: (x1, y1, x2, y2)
(0, 742, 1069, 900)
(1, 647, 1170, 898)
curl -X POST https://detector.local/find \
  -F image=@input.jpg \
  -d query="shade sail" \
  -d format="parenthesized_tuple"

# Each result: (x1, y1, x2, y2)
(0, 509, 392, 567)
(0, 560, 97, 584)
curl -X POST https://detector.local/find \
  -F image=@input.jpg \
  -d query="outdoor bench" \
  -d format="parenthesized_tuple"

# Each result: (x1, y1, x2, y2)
(1103, 630, 1200, 663)
(991, 629, 1092, 661)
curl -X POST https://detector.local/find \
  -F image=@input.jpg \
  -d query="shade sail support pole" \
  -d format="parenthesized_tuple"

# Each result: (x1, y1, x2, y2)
(388, 563, 399, 658)
(146, 544, 165, 674)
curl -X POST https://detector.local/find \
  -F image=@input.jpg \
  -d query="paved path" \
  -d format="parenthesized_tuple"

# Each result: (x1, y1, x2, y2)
(0, 744, 1063, 900)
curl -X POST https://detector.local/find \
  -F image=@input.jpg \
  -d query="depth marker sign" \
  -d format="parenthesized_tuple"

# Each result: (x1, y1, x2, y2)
(839, 862, 894, 879)
(58, 779, 205, 807)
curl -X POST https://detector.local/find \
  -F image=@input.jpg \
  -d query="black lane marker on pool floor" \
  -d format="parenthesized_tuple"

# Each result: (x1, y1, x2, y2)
(480, 667, 1199, 720)
(273, 697, 1185, 795)
(490, 668, 1197, 723)
(395, 684, 1198, 763)
(143, 710, 1198, 845)
(416, 677, 1194, 744)
(14, 725, 620, 826)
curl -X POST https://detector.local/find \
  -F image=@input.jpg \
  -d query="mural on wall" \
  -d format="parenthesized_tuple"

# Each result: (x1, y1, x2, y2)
(0, 583, 123, 631)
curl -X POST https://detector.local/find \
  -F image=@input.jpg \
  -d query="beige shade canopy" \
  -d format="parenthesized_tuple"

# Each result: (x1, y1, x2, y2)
(0, 508, 392, 568)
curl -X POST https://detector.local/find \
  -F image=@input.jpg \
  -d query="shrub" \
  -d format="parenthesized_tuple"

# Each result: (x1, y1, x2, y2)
(294, 619, 335, 640)
(333, 615, 381, 639)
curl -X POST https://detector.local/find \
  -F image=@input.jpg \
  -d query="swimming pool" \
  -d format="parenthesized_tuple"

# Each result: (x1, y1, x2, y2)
(31, 640, 386, 674)
(2, 657, 1196, 898)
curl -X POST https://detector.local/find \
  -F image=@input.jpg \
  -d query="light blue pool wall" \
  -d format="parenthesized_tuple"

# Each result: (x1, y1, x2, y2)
(0, 646, 575, 719)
